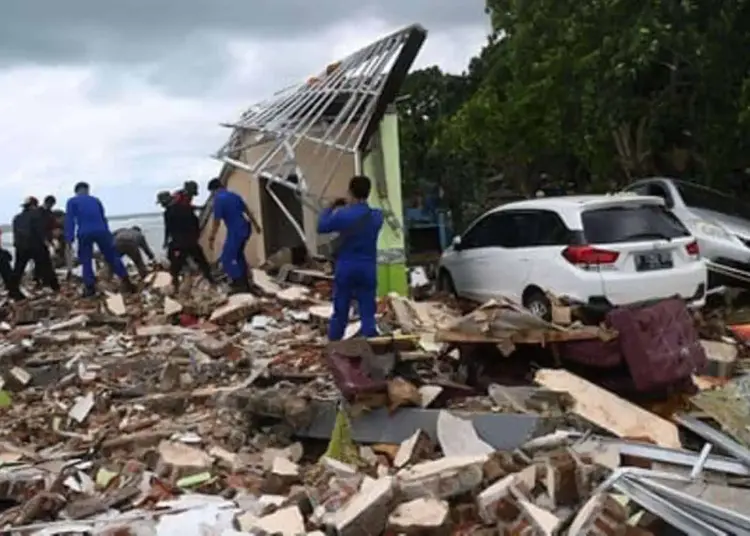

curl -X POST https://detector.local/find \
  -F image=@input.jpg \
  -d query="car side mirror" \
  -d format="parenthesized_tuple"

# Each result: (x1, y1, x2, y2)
(452, 236, 463, 250)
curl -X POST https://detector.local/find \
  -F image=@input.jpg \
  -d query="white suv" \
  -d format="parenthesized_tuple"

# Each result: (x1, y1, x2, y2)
(438, 194, 707, 319)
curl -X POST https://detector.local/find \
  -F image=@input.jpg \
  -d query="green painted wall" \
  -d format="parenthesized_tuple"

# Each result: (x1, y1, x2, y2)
(363, 108, 408, 297)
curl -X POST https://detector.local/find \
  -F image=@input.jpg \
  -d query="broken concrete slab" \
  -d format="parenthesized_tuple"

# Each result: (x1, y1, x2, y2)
(437, 410, 494, 457)
(239, 504, 306, 536)
(330, 476, 394, 536)
(398, 456, 486, 500)
(394, 430, 433, 468)
(209, 293, 262, 324)
(104, 293, 126, 317)
(701, 339, 738, 378)
(387, 497, 450, 535)
(157, 440, 213, 478)
(164, 296, 183, 316)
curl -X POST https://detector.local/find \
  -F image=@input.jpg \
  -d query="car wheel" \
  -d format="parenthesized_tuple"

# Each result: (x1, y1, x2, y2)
(523, 288, 552, 321)
(438, 269, 457, 296)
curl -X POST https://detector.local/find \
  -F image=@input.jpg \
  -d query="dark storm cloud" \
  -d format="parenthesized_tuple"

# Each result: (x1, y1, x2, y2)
(0, 0, 487, 66)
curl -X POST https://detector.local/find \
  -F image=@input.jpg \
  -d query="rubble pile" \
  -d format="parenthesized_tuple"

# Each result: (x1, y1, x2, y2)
(1, 267, 750, 534)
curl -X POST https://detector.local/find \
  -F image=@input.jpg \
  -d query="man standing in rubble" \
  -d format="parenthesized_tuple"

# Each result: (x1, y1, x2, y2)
(162, 189, 215, 289)
(0, 241, 24, 301)
(206, 178, 261, 293)
(112, 226, 156, 278)
(13, 197, 60, 293)
(65, 182, 136, 296)
(317, 175, 383, 341)
(173, 180, 203, 212)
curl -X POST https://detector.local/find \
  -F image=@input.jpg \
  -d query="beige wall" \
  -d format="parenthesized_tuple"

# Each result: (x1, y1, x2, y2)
(200, 127, 357, 267)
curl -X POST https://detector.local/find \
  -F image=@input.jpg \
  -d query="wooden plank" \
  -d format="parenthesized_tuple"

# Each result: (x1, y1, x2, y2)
(435, 327, 614, 344)
(534, 369, 681, 449)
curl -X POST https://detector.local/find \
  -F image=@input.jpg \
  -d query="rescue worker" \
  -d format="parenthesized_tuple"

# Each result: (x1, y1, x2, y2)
(13, 197, 60, 293)
(33, 195, 58, 285)
(112, 226, 156, 277)
(163, 191, 215, 288)
(317, 175, 383, 341)
(0, 231, 24, 301)
(64, 182, 135, 296)
(157, 190, 173, 249)
(206, 178, 262, 293)
(173, 180, 203, 212)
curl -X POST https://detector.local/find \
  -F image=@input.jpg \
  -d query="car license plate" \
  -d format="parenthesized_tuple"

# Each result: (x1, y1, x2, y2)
(635, 251, 673, 271)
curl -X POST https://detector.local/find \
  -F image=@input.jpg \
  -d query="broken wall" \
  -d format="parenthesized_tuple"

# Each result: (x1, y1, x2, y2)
(200, 127, 357, 266)
(365, 107, 408, 296)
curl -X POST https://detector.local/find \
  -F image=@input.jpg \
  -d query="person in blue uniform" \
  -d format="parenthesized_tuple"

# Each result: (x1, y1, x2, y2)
(64, 182, 135, 296)
(318, 175, 383, 341)
(206, 178, 262, 293)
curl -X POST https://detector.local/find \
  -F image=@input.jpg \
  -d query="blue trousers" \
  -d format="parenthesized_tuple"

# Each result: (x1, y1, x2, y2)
(78, 231, 127, 288)
(329, 259, 377, 341)
(221, 229, 250, 281)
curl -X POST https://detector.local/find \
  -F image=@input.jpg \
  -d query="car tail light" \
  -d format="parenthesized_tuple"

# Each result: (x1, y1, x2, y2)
(562, 245, 619, 265)
(685, 240, 700, 257)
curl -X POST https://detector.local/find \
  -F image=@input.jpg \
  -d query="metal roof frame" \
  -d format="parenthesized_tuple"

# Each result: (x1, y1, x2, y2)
(210, 24, 427, 247)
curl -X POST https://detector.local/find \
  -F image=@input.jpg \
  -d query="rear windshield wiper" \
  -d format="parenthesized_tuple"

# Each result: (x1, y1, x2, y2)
(621, 232, 673, 241)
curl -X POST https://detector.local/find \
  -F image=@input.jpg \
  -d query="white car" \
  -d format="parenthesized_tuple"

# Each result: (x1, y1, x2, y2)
(438, 194, 707, 319)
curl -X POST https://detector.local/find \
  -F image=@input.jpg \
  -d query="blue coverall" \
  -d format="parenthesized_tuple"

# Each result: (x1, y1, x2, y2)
(65, 193, 127, 288)
(318, 202, 383, 341)
(213, 190, 251, 282)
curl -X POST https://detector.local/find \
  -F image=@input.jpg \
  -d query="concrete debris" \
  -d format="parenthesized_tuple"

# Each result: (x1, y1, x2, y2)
(0, 268, 747, 534)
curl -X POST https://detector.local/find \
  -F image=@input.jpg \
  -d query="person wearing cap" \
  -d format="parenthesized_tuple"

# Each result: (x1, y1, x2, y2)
(173, 180, 203, 212)
(206, 178, 261, 293)
(164, 189, 215, 289)
(12, 196, 60, 293)
(65, 182, 135, 296)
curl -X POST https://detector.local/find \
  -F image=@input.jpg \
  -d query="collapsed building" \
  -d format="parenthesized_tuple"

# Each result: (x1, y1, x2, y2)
(199, 25, 428, 297)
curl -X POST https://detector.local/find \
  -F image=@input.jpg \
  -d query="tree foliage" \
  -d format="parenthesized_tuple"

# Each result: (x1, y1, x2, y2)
(398, 0, 750, 227)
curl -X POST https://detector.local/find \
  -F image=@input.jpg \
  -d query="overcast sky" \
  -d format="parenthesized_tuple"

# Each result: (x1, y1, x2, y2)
(0, 1, 490, 222)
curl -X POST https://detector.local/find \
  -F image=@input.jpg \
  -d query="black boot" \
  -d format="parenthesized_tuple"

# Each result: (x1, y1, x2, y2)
(121, 276, 136, 294)
(228, 279, 247, 295)
(82, 285, 96, 298)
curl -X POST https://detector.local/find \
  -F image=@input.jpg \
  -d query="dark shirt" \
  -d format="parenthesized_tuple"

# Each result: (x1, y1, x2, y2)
(113, 228, 155, 259)
(13, 207, 47, 249)
(165, 202, 201, 248)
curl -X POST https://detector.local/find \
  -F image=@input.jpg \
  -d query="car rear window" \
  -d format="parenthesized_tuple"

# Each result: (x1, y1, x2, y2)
(582, 204, 690, 244)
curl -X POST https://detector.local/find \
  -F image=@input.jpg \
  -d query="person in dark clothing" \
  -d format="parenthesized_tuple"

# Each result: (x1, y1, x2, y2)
(206, 178, 261, 294)
(172, 180, 203, 212)
(157, 190, 174, 249)
(65, 182, 135, 296)
(13, 197, 60, 293)
(318, 175, 383, 341)
(33, 195, 59, 285)
(0, 230, 24, 301)
(112, 226, 156, 277)
(164, 197, 215, 288)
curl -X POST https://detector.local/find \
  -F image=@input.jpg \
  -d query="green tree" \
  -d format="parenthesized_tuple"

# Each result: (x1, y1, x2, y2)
(442, 0, 750, 194)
